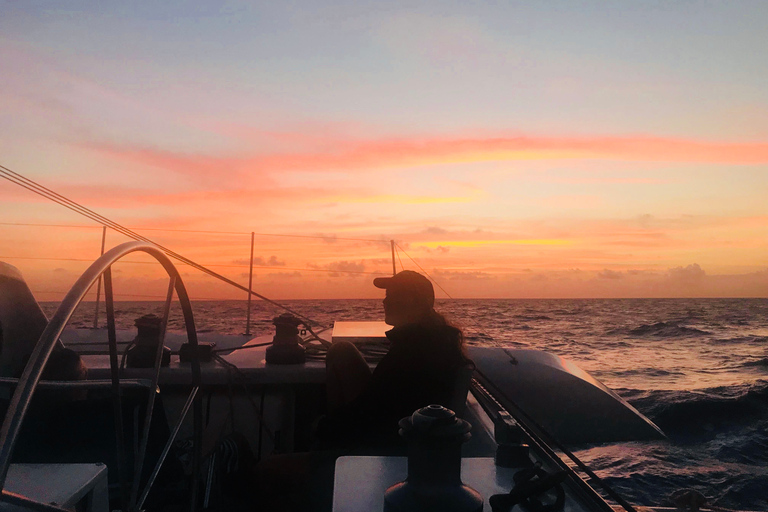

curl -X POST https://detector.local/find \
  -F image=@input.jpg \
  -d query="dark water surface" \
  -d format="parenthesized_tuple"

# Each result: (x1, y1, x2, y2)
(43, 298, 768, 510)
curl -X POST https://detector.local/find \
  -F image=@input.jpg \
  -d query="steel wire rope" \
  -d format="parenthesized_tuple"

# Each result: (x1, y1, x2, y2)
(394, 243, 453, 299)
(1, 167, 312, 322)
(394, 244, 405, 272)
(206, 353, 241, 439)
(0, 165, 320, 326)
(211, 354, 275, 442)
(32, 290, 227, 300)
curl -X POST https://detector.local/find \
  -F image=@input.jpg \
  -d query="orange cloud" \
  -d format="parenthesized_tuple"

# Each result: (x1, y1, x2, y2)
(82, 133, 768, 179)
(321, 191, 482, 205)
(2, 173, 481, 222)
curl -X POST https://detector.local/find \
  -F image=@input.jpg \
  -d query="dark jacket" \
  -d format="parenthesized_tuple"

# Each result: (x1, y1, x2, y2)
(319, 322, 469, 452)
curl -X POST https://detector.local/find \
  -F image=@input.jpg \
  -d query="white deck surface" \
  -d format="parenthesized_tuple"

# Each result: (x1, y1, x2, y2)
(71, 328, 332, 385)
(333, 456, 586, 512)
(331, 321, 390, 344)
(80, 341, 328, 385)
(3, 463, 108, 512)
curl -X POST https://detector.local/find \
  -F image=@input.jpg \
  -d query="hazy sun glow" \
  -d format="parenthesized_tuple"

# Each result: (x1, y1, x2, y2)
(2, 2, 767, 299)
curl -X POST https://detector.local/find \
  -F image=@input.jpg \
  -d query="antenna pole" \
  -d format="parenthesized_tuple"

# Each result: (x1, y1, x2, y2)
(92, 225, 107, 328)
(245, 231, 255, 336)
(391, 240, 397, 275)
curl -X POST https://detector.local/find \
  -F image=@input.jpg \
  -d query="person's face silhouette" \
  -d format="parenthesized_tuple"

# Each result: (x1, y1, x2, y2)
(383, 289, 425, 327)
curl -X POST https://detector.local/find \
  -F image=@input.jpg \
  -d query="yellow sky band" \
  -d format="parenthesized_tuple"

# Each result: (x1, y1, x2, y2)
(416, 239, 572, 248)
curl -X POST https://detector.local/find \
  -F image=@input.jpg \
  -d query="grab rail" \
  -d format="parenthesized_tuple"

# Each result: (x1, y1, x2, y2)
(0, 241, 204, 512)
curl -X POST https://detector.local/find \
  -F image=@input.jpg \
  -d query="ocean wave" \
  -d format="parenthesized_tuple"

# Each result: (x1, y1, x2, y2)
(712, 335, 768, 345)
(465, 332, 494, 343)
(715, 429, 768, 465)
(601, 468, 768, 511)
(604, 340, 632, 348)
(718, 313, 752, 325)
(609, 321, 711, 338)
(612, 387, 657, 402)
(576, 431, 768, 510)
(742, 357, 768, 368)
(607, 368, 685, 378)
(550, 308, 585, 316)
(631, 381, 768, 436)
(512, 314, 552, 321)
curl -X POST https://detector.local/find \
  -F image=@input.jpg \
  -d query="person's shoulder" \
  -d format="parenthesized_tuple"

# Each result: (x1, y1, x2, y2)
(386, 322, 463, 348)
(430, 323, 462, 341)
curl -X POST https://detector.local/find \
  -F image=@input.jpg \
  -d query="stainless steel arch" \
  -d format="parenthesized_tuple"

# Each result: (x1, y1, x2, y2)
(0, 241, 203, 511)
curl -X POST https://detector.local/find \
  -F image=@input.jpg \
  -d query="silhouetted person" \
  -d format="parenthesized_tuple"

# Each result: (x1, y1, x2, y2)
(322, 270, 470, 451)
(254, 271, 471, 512)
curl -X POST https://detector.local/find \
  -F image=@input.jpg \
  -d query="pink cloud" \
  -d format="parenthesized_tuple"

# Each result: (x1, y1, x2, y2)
(82, 133, 768, 181)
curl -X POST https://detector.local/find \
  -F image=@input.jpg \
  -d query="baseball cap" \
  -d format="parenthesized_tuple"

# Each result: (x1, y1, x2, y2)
(373, 270, 435, 307)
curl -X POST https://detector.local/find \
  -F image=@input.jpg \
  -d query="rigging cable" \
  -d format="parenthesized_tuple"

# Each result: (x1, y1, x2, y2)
(394, 244, 405, 272)
(394, 243, 453, 299)
(0, 165, 319, 326)
(212, 354, 275, 442)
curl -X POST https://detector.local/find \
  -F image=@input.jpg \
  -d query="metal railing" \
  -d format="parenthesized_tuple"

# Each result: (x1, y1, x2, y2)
(0, 241, 204, 512)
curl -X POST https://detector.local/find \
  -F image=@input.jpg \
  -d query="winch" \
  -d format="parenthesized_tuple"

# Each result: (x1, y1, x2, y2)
(384, 404, 483, 512)
(265, 313, 306, 364)
(125, 313, 171, 368)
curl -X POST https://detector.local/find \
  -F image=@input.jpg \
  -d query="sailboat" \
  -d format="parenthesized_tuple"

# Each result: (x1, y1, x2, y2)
(0, 167, 713, 512)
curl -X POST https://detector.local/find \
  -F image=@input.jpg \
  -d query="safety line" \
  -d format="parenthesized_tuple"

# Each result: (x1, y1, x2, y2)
(394, 243, 453, 299)
(0, 165, 319, 325)
(394, 244, 405, 272)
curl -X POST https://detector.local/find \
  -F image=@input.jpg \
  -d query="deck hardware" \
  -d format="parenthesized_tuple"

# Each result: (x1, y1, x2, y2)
(126, 314, 171, 369)
(494, 411, 532, 468)
(384, 404, 483, 512)
(265, 314, 306, 365)
(179, 342, 215, 363)
(489, 464, 566, 512)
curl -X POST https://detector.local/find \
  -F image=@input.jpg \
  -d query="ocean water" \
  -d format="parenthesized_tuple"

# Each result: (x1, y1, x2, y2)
(44, 298, 768, 510)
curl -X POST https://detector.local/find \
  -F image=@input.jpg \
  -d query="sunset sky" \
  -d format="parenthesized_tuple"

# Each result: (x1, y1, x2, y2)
(2, 1, 768, 300)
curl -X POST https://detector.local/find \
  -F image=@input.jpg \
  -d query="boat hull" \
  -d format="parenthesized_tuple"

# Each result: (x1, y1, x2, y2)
(469, 347, 665, 445)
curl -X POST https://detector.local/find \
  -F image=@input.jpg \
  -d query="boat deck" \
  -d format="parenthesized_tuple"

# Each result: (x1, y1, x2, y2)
(52, 326, 628, 512)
